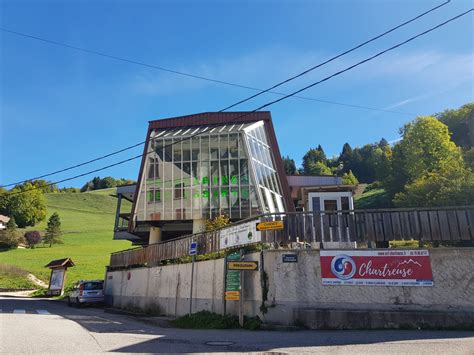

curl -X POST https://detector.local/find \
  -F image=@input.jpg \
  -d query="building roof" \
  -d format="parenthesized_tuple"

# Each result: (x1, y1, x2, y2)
(148, 111, 272, 129)
(287, 175, 342, 187)
(0, 215, 10, 223)
(45, 258, 75, 269)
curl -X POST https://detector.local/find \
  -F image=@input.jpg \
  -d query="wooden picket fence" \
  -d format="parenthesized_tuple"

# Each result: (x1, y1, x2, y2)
(109, 206, 474, 269)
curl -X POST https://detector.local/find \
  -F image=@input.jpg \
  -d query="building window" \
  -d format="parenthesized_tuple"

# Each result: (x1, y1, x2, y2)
(341, 196, 350, 211)
(147, 158, 159, 179)
(174, 183, 184, 199)
(147, 188, 161, 203)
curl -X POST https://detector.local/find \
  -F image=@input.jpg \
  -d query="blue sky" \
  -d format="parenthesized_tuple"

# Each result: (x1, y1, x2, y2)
(1, 0, 473, 188)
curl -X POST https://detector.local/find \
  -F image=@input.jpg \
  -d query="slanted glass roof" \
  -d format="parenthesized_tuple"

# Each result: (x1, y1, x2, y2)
(134, 120, 286, 223)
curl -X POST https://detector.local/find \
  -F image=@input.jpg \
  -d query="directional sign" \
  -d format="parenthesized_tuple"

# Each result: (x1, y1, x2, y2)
(227, 261, 259, 270)
(189, 242, 198, 256)
(256, 220, 284, 231)
(225, 291, 240, 301)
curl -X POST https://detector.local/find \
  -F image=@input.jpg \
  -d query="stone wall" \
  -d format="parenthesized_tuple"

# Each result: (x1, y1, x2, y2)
(105, 248, 474, 326)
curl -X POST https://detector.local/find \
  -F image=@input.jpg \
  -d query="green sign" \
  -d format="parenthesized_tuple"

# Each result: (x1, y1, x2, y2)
(225, 251, 242, 293)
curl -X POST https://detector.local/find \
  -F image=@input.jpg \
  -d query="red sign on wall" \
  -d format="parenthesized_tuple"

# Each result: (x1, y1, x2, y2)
(320, 250, 433, 287)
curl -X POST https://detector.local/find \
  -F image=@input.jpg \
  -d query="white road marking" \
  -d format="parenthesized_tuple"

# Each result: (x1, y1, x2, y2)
(13, 309, 26, 314)
(36, 310, 50, 315)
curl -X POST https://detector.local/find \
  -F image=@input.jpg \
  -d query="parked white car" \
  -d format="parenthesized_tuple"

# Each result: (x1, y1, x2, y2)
(68, 280, 104, 307)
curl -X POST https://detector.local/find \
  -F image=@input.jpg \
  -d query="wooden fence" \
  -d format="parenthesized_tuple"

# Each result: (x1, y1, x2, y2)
(270, 206, 474, 244)
(109, 206, 474, 269)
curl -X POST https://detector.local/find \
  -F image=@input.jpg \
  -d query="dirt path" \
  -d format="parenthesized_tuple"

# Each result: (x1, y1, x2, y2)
(27, 274, 48, 288)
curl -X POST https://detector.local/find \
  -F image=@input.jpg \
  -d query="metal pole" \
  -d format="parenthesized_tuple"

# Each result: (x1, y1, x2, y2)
(223, 253, 227, 316)
(239, 249, 244, 327)
(189, 254, 195, 316)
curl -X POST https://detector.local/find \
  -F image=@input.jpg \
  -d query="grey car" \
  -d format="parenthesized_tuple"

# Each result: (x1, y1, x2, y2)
(67, 280, 104, 307)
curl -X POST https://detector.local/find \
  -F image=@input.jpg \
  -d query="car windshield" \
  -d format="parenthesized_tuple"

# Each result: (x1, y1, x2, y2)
(83, 282, 103, 290)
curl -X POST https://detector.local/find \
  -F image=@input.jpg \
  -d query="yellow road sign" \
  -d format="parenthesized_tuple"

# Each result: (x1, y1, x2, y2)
(228, 261, 259, 270)
(225, 291, 240, 300)
(256, 220, 284, 231)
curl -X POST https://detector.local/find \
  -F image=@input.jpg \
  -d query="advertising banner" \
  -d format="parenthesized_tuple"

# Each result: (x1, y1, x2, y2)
(219, 221, 261, 250)
(320, 250, 433, 286)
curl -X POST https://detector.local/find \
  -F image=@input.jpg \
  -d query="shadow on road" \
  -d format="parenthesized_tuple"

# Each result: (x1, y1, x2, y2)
(1, 295, 473, 353)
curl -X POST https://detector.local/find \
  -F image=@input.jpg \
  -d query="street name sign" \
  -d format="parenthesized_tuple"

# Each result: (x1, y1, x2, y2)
(282, 254, 298, 263)
(227, 261, 259, 270)
(256, 220, 284, 231)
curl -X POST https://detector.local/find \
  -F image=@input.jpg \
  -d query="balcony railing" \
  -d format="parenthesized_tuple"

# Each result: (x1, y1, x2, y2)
(109, 206, 474, 269)
(114, 213, 130, 232)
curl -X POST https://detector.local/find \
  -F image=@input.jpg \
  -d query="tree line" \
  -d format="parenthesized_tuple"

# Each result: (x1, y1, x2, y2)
(282, 103, 473, 208)
(0, 212, 62, 250)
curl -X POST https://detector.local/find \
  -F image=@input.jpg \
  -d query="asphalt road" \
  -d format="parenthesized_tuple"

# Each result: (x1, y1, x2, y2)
(1, 294, 473, 354)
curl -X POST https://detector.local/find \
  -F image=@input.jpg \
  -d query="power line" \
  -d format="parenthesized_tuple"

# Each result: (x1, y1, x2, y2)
(0, 1, 450, 188)
(1, 141, 145, 188)
(0, 28, 417, 115)
(219, 0, 451, 111)
(2, 1, 452, 115)
(6, 8, 472, 196)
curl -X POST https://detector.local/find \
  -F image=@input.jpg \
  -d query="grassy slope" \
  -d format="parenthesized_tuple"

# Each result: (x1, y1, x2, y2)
(354, 187, 393, 209)
(0, 264, 37, 289)
(0, 191, 131, 287)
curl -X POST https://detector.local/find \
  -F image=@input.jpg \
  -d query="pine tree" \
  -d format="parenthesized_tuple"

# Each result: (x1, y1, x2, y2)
(44, 212, 63, 247)
(282, 156, 297, 174)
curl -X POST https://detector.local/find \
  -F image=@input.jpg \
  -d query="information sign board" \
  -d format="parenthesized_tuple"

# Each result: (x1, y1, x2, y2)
(220, 221, 261, 249)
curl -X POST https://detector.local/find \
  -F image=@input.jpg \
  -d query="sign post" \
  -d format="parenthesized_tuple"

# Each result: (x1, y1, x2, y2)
(239, 249, 244, 328)
(224, 251, 241, 302)
(189, 241, 198, 316)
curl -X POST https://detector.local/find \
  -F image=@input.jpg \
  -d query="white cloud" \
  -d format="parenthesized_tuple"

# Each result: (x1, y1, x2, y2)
(128, 48, 473, 100)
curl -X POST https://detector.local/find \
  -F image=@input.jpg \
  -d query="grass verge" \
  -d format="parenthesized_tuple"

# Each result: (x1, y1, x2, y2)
(0, 264, 38, 289)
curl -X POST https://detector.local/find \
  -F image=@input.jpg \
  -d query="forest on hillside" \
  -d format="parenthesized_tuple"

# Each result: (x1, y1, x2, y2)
(282, 103, 474, 209)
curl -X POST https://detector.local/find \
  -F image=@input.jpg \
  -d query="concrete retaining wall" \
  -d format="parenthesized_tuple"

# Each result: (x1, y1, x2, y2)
(105, 248, 474, 328)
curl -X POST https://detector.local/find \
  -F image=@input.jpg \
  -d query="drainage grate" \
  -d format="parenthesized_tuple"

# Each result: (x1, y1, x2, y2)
(205, 341, 235, 346)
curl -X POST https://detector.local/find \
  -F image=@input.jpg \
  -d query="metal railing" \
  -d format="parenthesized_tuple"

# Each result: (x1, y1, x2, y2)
(109, 206, 474, 269)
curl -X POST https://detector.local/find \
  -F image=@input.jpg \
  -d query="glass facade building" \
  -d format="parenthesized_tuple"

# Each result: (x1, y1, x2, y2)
(134, 120, 286, 223)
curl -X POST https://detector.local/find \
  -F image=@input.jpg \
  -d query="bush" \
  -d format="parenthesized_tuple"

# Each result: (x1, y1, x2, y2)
(0, 217, 24, 249)
(172, 310, 261, 330)
(24, 231, 42, 248)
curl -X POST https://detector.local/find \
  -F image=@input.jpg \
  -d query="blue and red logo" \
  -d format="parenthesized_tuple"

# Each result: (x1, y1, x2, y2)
(330, 254, 357, 280)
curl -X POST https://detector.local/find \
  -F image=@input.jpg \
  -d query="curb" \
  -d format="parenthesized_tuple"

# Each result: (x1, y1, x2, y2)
(103, 307, 175, 328)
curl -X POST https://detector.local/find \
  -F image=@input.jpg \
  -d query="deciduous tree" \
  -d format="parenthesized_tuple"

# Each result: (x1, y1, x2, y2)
(0, 183, 47, 228)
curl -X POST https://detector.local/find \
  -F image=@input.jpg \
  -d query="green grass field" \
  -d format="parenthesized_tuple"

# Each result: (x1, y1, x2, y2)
(0, 191, 131, 288)
(0, 264, 38, 289)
